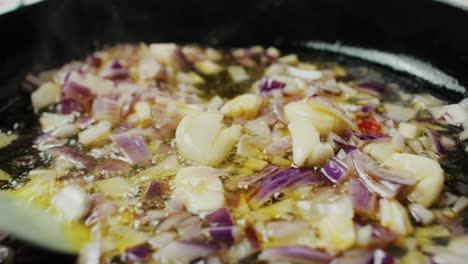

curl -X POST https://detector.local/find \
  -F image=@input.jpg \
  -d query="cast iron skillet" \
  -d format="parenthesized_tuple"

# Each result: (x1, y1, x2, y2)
(0, 0, 467, 262)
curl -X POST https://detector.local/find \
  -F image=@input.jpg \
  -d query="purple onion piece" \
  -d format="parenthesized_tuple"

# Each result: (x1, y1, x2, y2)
(61, 80, 94, 106)
(95, 159, 130, 173)
(205, 208, 233, 227)
(357, 81, 386, 94)
(258, 77, 286, 92)
(158, 240, 221, 261)
(155, 212, 191, 232)
(209, 226, 234, 245)
(124, 244, 152, 262)
(327, 132, 349, 150)
(425, 128, 443, 154)
(110, 134, 152, 164)
(320, 157, 350, 183)
(344, 145, 358, 154)
(101, 59, 129, 80)
(350, 150, 401, 198)
(109, 59, 123, 69)
(350, 178, 377, 215)
(343, 128, 354, 141)
(61, 99, 81, 114)
(259, 246, 332, 264)
(356, 135, 391, 143)
(47, 147, 96, 169)
(357, 104, 377, 116)
(146, 180, 169, 200)
(92, 97, 121, 124)
(350, 150, 415, 185)
(239, 166, 279, 188)
(248, 167, 317, 208)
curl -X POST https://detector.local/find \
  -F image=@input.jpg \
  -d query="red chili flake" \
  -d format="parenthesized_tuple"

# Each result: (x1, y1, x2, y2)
(357, 118, 383, 135)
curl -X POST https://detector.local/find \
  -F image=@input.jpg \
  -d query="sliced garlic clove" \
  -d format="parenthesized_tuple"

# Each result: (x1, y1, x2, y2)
(288, 120, 334, 167)
(379, 198, 413, 235)
(40, 113, 74, 133)
(78, 121, 111, 147)
(173, 166, 225, 214)
(52, 184, 90, 221)
(284, 101, 339, 137)
(176, 111, 242, 166)
(383, 153, 444, 207)
(363, 142, 397, 162)
(221, 94, 263, 120)
(31, 82, 61, 110)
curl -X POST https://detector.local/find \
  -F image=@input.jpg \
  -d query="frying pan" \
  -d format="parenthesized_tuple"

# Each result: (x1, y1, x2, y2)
(0, 0, 467, 262)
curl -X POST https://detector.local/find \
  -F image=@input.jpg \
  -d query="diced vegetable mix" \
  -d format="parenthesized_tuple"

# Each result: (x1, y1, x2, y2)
(0, 43, 468, 263)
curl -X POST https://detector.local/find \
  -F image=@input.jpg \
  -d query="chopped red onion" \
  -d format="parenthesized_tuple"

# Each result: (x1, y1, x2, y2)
(124, 244, 152, 262)
(343, 128, 354, 141)
(264, 136, 291, 156)
(209, 226, 237, 245)
(245, 225, 261, 249)
(356, 135, 391, 144)
(271, 101, 287, 123)
(426, 128, 443, 154)
(350, 150, 415, 185)
(47, 147, 96, 169)
(308, 95, 357, 130)
(146, 180, 169, 200)
(61, 80, 94, 106)
(239, 166, 279, 188)
(258, 77, 286, 92)
(327, 132, 349, 151)
(356, 81, 385, 95)
(320, 157, 350, 183)
(77, 117, 94, 129)
(155, 211, 191, 232)
(205, 208, 233, 227)
(177, 216, 203, 240)
(110, 134, 152, 164)
(248, 167, 320, 208)
(92, 97, 121, 125)
(350, 178, 377, 215)
(85, 201, 116, 226)
(350, 151, 401, 198)
(34, 133, 67, 149)
(156, 240, 220, 261)
(101, 59, 129, 80)
(259, 246, 331, 264)
(95, 159, 130, 173)
(355, 104, 377, 117)
(61, 99, 81, 114)
(368, 224, 397, 248)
